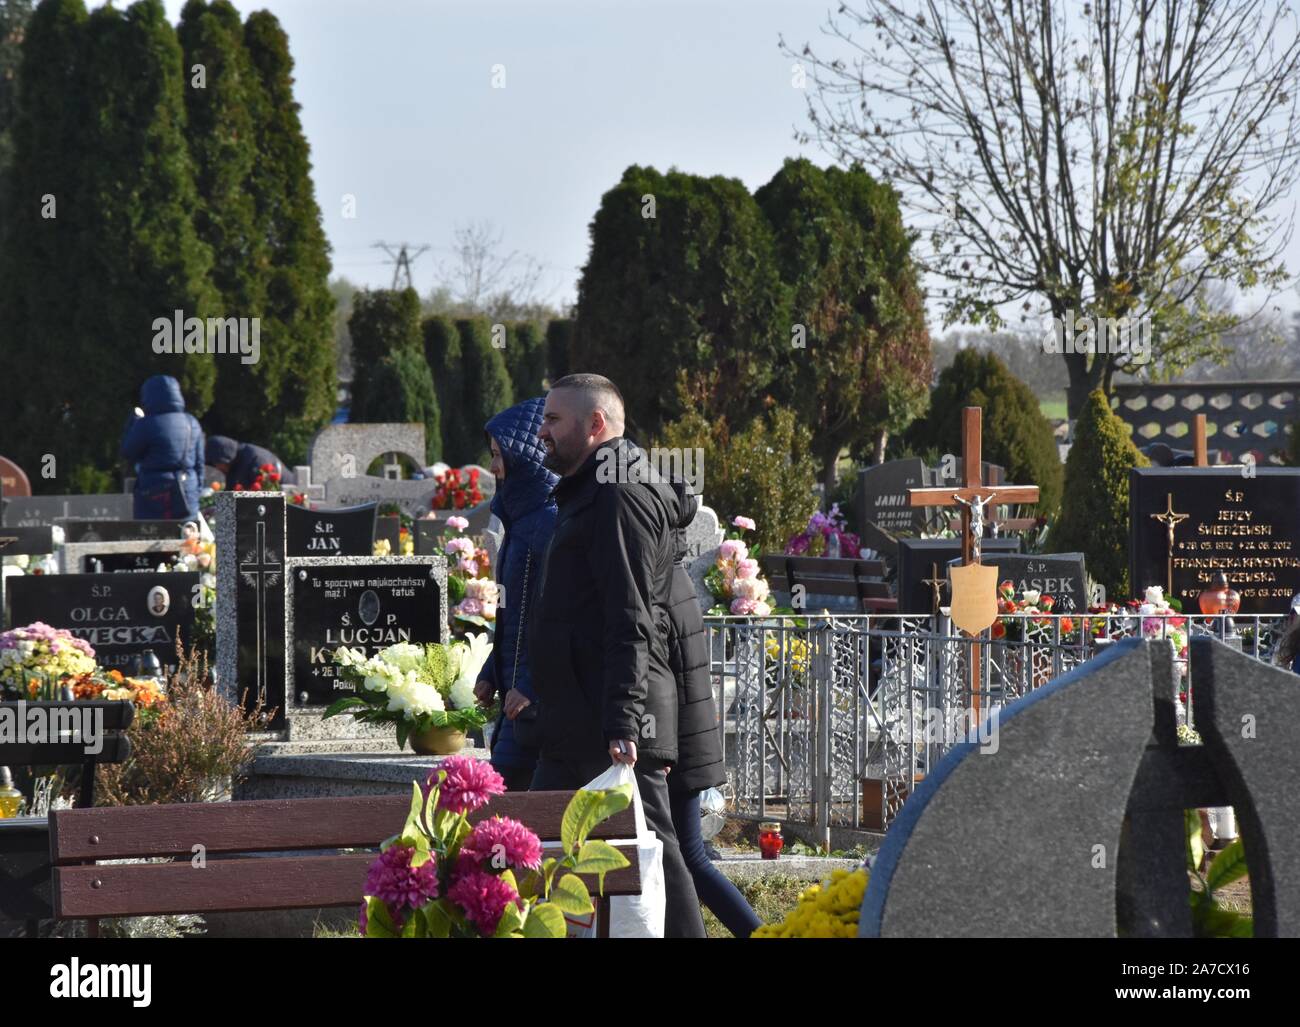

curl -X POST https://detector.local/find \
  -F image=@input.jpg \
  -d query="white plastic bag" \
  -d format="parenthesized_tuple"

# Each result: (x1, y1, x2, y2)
(570, 762, 666, 938)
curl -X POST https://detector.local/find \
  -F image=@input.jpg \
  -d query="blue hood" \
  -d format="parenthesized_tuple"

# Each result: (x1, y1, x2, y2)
(140, 375, 186, 415)
(485, 397, 560, 527)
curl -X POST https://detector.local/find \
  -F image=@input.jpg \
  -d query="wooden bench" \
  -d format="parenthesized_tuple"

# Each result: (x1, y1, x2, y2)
(760, 555, 897, 613)
(48, 791, 641, 938)
(0, 699, 134, 937)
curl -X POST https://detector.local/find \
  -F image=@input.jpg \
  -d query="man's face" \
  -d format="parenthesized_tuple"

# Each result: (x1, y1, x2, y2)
(539, 389, 594, 476)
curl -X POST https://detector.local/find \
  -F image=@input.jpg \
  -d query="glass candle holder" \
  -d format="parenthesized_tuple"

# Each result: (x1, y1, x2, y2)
(758, 821, 783, 860)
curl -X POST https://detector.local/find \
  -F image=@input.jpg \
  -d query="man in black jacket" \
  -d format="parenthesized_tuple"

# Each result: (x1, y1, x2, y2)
(527, 373, 706, 938)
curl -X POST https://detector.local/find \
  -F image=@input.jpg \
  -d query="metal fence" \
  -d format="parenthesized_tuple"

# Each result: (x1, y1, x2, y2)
(704, 612, 1291, 844)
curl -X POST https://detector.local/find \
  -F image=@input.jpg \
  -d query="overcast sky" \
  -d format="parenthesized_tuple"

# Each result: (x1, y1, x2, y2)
(162, 0, 1300, 326)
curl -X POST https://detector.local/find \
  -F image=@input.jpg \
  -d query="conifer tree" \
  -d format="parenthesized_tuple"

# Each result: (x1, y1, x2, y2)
(1048, 390, 1150, 600)
(231, 8, 334, 465)
(451, 318, 512, 466)
(4, 0, 216, 491)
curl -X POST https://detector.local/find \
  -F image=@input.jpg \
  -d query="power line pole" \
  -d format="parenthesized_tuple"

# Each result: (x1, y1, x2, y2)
(371, 242, 430, 290)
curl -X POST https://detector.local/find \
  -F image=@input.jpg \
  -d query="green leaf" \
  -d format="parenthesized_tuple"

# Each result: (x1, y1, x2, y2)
(400, 909, 428, 937)
(522, 903, 566, 938)
(422, 899, 453, 939)
(1205, 838, 1248, 893)
(560, 784, 633, 856)
(572, 839, 630, 896)
(363, 897, 399, 938)
(547, 872, 594, 916)
(493, 900, 526, 937)
(516, 870, 543, 902)
(322, 696, 369, 719)
(396, 719, 411, 751)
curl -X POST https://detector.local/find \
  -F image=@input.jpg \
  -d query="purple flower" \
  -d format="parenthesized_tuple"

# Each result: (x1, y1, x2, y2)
(433, 756, 505, 815)
(364, 844, 439, 916)
(459, 816, 543, 871)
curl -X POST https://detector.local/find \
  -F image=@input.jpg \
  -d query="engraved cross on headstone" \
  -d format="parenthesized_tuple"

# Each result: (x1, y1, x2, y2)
(239, 517, 282, 699)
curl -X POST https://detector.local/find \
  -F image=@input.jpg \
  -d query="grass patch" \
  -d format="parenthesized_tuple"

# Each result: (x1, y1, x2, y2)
(1039, 398, 1068, 420)
(703, 874, 809, 939)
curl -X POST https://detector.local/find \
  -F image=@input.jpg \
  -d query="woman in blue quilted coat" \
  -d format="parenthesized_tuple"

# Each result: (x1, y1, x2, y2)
(473, 397, 559, 790)
(120, 375, 204, 521)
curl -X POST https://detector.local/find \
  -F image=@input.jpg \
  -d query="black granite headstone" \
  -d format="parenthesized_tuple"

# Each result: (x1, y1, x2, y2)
(414, 520, 443, 557)
(7, 571, 197, 673)
(1130, 467, 1300, 613)
(897, 537, 1020, 614)
(285, 501, 378, 557)
(217, 492, 287, 729)
(374, 514, 402, 552)
(59, 519, 186, 543)
(1, 493, 133, 527)
(286, 558, 444, 706)
(0, 526, 55, 555)
(947, 551, 1088, 613)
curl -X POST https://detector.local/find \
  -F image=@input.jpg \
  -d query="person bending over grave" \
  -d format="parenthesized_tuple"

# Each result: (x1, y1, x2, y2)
(205, 435, 297, 491)
(471, 396, 559, 792)
(525, 373, 706, 938)
(120, 375, 204, 521)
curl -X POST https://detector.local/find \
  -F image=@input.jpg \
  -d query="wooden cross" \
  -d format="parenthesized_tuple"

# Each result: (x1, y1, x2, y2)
(908, 407, 1041, 715)
(1150, 493, 1189, 595)
(1192, 413, 1209, 467)
(908, 407, 1041, 566)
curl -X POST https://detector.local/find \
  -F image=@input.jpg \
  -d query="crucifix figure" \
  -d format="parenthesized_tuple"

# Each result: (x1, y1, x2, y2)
(921, 562, 946, 615)
(909, 407, 1041, 714)
(1150, 492, 1189, 595)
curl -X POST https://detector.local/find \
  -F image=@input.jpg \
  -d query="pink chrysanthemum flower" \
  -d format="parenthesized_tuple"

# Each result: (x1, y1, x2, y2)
(458, 816, 543, 871)
(364, 844, 439, 915)
(447, 866, 524, 936)
(433, 756, 505, 815)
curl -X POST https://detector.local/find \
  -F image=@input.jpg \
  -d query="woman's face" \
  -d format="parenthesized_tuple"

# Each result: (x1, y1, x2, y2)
(489, 438, 506, 481)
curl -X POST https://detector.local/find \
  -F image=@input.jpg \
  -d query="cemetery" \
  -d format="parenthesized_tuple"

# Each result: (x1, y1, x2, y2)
(1, 0, 1300, 979)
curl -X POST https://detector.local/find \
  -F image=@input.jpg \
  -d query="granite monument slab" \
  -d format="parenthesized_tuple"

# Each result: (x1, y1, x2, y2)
(216, 491, 287, 727)
(285, 501, 378, 557)
(284, 555, 448, 710)
(7, 570, 197, 673)
(1130, 466, 1300, 613)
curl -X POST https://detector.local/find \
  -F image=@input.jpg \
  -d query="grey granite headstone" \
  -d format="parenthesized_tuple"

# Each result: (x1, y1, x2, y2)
(59, 538, 184, 575)
(683, 503, 725, 610)
(3, 493, 133, 527)
(1192, 636, 1300, 935)
(58, 519, 186, 543)
(283, 555, 448, 741)
(215, 491, 287, 729)
(307, 423, 438, 517)
(857, 458, 928, 536)
(862, 636, 1300, 937)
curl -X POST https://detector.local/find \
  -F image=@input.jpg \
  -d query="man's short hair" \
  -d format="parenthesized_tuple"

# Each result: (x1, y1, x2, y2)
(549, 373, 625, 431)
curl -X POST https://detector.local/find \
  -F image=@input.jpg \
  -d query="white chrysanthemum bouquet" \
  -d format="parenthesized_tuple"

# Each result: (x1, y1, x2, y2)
(324, 634, 492, 748)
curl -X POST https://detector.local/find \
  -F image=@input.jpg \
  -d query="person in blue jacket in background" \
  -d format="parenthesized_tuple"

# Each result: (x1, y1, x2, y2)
(120, 375, 204, 521)
(473, 397, 559, 791)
